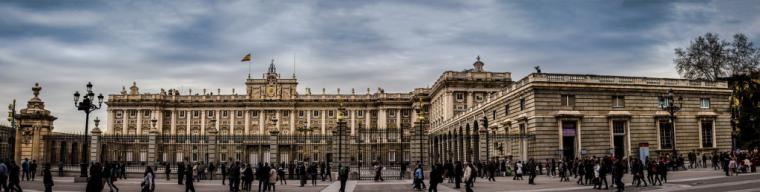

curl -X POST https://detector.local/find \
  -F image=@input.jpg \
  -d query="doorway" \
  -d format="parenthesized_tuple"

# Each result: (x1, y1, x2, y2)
(612, 120, 626, 159)
(562, 121, 577, 160)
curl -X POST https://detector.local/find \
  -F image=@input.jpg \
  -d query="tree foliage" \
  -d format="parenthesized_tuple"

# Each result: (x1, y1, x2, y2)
(673, 32, 760, 149)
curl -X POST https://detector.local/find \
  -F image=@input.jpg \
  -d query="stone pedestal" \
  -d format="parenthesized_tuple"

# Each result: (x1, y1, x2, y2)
(411, 121, 428, 165)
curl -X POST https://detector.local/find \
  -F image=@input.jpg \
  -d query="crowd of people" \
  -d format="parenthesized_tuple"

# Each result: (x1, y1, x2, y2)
(418, 149, 758, 192)
(4, 148, 758, 192)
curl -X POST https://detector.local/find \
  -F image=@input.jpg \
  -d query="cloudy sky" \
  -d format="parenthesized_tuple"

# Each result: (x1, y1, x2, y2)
(1, 0, 759, 132)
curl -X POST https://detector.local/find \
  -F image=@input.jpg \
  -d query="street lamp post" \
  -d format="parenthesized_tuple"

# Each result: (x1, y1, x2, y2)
(482, 115, 489, 162)
(415, 98, 425, 167)
(660, 89, 682, 159)
(73, 82, 104, 178)
(7, 99, 16, 161)
(336, 104, 345, 167)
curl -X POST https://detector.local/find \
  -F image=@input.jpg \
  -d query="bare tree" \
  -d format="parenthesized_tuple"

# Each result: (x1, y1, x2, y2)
(727, 33, 760, 76)
(673, 33, 729, 80)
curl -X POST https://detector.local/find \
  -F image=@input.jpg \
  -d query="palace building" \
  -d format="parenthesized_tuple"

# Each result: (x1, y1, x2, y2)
(23, 56, 731, 175)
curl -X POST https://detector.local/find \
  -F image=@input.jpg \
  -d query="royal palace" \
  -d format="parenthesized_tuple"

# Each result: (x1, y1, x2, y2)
(10, 56, 732, 177)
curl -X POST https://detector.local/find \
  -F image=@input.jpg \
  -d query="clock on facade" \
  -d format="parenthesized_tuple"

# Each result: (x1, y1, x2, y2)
(266, 86, 276, 97)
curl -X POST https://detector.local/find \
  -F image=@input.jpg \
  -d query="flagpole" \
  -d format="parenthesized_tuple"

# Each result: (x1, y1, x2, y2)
(248, 60, 252, 79)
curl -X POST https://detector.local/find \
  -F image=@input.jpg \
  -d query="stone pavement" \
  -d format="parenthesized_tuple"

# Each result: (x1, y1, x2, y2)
(19, 177, 330, 192)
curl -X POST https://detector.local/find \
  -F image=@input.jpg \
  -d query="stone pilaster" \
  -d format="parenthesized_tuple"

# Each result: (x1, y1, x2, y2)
(478, 129, 488, 162)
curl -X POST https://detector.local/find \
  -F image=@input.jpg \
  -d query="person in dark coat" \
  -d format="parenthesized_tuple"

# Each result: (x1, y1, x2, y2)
(221, 163, 227, 185)
(30, 160, 37, 181)
(454, 161, 463, 189)
(298, 163, 307, 187)
(428, 164, 443, 192)
(228, 162, 240, 192)
(178, 162, 185, 185)
(527, 159, 537, 185)
(244, 163, 254, 191)
(86, 162, 104, 192)
(257, 162, 270, 191)
(43, 163, 53, 192)
(8, 161, 21, 192)
(613, 160, 626, 192)
(164, 163, 171, 181)
(185, 164, 195, 192)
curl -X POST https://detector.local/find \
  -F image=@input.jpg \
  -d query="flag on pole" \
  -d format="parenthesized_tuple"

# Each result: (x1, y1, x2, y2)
(241, 53, 252, 62)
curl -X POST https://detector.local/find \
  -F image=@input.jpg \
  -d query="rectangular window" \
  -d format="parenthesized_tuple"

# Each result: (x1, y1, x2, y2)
(659, 97, 670, 108)
(701, 120, 714, 148)
(144, 110, 151, 117)
(492, 110, 496, 120)
(475, 94, 483, 101)
(129, 110, 137, 117)
(313, 111, 320, 117)
(700, 98, 711, 109)
(180, 111, 186, 118)
(505, 104, 509, 115)
(283, 111, 289, 117)
(208, 111, 214, 118)
(358, 111, 364, 117)
(193, 111, 200, 118)
(252, 111, 259, 117)
(389, 110, 396, 117)
(116, 111, 123, 118)
(164, 111, 171, 117)
(560, 95, 575, 107)
(237, 111, 243, 117)
(612, 120, 626, 136)
(299, 111, 305, 117)
(659, 120, 673, 149)
(612, 96, 625, 108)
(520, 98, 526, 111)
(222, 111, 228, 117)
(456, 93, 464, 101)
(328, 110, 334, 117)
(402, 110, 409, 117)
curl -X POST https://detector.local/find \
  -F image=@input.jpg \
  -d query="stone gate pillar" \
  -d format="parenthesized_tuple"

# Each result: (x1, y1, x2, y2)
(90, 118, 102, 163)
(269, 130, 279, 164)
(147, 128, 158, 166)
(207, 128, 218, 164)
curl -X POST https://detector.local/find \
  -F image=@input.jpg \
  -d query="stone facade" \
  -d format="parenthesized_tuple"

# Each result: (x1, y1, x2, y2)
(429, 73, 732, 163)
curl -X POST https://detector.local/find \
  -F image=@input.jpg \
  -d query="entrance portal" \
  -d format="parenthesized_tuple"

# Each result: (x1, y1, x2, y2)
(562, 121, 577, 160)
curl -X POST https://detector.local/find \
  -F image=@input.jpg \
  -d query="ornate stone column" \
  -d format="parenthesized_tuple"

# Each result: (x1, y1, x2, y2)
(269, 129, 280, 163)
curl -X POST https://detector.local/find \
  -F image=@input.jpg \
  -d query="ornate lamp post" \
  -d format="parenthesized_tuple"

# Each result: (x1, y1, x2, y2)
(660, 89, 682, 158)
(336, 103, 346, 167)
(482, 115, 489, 162)
(414, 98, 425, 167)
(73, 82, 104, 178)
(7, 100, 16, 161)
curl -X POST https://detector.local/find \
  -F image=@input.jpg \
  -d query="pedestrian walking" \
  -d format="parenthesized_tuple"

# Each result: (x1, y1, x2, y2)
(43, 163, 53, 192)
(221, 162, 227, 185)
(463, 162, 474, 192)
(0, 160, 8, 191)
(339, 165, 349, 192)
(164, 163, 171, 181)
(268, 165, 277, 191)
(21, 159, 29, 181)
(30, 160, 37, 181)
(178, 162, 185, 185)
(141, 166, 155, 192)
(185, 164, 195, 192)
(8, 161, 21, 192)
(86, 162, 104, 192)
(104, 162, 119, 192)
(277, 164, 286, 185)
(428, 164, 443, 192)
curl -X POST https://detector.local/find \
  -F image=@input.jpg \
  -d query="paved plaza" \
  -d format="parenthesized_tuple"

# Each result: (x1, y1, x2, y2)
(15, 168, 759, 192)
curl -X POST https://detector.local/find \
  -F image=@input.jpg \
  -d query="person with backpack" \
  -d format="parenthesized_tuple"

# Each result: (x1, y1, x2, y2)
(338, 165, 349, 192)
